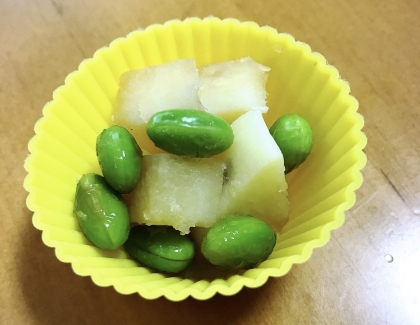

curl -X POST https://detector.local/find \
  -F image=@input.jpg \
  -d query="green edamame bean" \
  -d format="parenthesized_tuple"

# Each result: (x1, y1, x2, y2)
(73, 173, 130, 250)
(146, 109, 234, 158)
(96, 125, 143, 194)
(201, 215, 277, 270)
(269, 114, 313, 174)
(124, 225, 195, 273)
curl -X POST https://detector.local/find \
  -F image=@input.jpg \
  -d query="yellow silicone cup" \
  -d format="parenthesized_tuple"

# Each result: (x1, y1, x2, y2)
(24, 17, 367, 301)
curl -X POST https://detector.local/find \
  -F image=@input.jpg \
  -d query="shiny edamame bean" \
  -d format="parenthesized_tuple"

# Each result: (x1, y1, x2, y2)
(73, 173, 130, 250)
(96, 125, 143, 194)
(269, 114, 313, 174)
(201, 215, 277, 270)
(146, 109, 234, 158)
(124, 225, 195, 273)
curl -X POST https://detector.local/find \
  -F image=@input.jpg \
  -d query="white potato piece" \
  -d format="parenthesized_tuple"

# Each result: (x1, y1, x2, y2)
(114, 59, 203, 153)
(198, 57, 270, 123)
(128, 153, 225, 234)
(219, 110, 289, 231)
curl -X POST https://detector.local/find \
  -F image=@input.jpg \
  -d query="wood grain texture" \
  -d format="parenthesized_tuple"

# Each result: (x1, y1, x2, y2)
(1, 0, 419, 324)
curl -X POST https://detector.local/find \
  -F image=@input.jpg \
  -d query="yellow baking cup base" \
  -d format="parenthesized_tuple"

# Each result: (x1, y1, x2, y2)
(24, 17, 367, 301)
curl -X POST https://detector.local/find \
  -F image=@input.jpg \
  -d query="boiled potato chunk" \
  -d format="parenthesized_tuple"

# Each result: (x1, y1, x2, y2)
(198, 57, 270, 123)
(114, 59, 203, 154)
(219, 110, 289, 231)
(129, 153, 225, 234)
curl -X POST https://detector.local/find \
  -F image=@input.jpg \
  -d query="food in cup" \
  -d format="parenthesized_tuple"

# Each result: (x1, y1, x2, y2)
(129, 152, 225, 234)
(96, 125, 143, 193)
(124, 225, 195, 273)
(73, 57, 313, 273)
(218, 109, 289, 231)
(269, 114, 313, 174)
(114, 58, 203, 154)
(198, 56, 270, 123)
(146, 109, 234, 158)
(201, 215, 277, 270)
(73, 173, 130, 250)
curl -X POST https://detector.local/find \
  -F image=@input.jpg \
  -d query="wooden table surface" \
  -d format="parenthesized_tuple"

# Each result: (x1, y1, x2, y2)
(1, 0, 420, 324)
